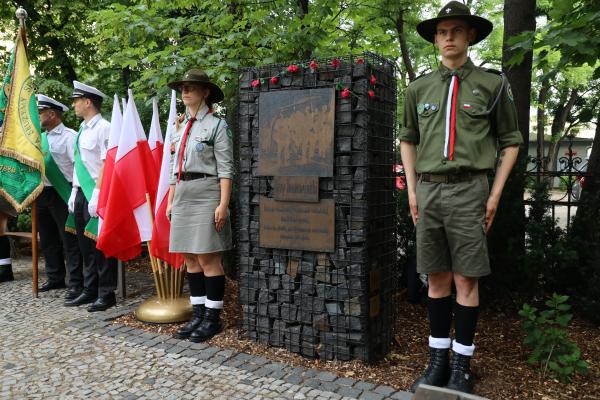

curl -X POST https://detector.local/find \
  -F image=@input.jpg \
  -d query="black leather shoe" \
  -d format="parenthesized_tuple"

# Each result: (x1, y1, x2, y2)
(410, 347, 450, 392)
(64, 291, 97, 307)
(174, 304, 205, 339)
(39, 280, 66, 292)
(64, 287, 82, 301)
(87, 294, 116, 312)
(190, 307, 222, 342)
(446, 353, 474, 393)
(0, 265, 14, 283)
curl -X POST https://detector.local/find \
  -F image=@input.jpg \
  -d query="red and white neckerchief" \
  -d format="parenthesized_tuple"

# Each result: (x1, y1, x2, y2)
(443, 73, 459, 161)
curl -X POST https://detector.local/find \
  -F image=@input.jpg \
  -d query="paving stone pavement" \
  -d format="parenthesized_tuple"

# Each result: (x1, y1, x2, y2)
(0, 259, 412, 400)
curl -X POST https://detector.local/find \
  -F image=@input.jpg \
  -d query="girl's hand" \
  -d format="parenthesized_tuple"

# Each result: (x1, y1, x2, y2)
(214, 204, 228, 231)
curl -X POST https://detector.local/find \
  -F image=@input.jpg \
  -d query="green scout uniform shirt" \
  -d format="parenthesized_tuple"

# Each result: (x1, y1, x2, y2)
(169, 105, 234, 185)
(399, 58, 523, 174)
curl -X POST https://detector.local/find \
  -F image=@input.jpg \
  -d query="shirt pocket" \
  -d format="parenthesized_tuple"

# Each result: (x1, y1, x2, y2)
(417, 103, 440, 134)
(78, 133, 97, 151)
(459, 101, 490, 133)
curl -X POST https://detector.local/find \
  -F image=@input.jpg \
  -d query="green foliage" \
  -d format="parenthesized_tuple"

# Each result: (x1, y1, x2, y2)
(521, 180, 577, 296)
(15, 208, 32, 232)
(519, 294, 589, 382)
(509, 0, 600, 77)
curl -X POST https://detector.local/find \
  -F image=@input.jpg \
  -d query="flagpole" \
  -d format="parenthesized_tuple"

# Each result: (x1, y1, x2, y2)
(31, 201, 38, 297)
(15, 7, 38, 298)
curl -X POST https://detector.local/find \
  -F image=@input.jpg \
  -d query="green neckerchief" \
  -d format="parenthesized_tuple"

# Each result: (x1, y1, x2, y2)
(74, 124, 99, 240)
(41, 130, 76, 234)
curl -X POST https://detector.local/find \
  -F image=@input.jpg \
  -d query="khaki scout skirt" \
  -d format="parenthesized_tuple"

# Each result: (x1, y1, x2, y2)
(169, 177, 232, 254)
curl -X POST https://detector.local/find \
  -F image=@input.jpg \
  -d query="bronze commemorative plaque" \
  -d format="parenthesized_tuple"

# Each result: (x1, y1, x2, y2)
(260, 197, 335, 252)
(272, 176, 319, 203)
(257, 88, 335, 177)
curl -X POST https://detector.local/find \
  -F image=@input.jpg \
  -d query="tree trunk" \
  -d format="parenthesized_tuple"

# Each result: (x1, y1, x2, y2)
(487, 0, 535, 291)
(297, 0, 312, 60)
(536, 80, 550, 168)
(395, 11, 416, 82)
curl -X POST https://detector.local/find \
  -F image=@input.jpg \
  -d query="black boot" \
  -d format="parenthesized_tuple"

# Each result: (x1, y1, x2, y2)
(410, 347, 450, 392)
(0, 265, 14, 283)
(446, 353, 473, 393)
(174, 304, 205, 339)
(189, 307, 222, 343)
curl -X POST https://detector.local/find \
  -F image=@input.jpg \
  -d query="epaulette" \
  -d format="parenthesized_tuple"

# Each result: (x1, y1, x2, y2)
(483, 68, 502, 76)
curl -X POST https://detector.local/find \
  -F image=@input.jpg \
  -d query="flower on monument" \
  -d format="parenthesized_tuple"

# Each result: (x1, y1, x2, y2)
(309, 60, 318, 71)
(356, 58, 365, 64)
(271, 76, 280, 85)
(287, 64, 299, 73)
(331, 58, 340, 69)
(341, 88, 351, 98)
(251, 79, 261, 88)
(368, 90, 375, 99)
(370, 75, 377, 85)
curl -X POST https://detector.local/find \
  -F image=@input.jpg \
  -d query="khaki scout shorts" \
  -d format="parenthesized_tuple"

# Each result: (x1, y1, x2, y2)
(415, 174, 490, 277)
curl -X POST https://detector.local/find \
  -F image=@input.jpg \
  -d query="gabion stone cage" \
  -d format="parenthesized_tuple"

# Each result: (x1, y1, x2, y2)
(237, 52, 397, 362)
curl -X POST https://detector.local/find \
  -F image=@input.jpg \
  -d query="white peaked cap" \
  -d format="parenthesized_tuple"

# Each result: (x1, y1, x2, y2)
(37, 94, 69, 112)
(72, 80, 107, 101)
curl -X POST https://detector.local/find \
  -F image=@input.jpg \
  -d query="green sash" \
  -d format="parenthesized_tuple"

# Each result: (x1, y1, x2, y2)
(41, 131, 76, 234)
(74, 125, 99, 240)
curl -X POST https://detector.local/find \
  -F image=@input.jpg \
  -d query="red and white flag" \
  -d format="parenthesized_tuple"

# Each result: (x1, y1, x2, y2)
(150, 90, 183, 268)
(97, 94, 122, 234)
(148, 98, 164, 172)
(97, 90, 158, 261)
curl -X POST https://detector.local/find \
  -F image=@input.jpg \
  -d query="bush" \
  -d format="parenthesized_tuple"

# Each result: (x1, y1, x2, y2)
(521, 180, 577, 297)
(519, 293, 588, 383)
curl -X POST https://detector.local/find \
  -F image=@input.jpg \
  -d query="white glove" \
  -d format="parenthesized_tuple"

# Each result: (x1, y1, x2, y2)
(68, 187, 78, 213)
(88, 188, 100, 218)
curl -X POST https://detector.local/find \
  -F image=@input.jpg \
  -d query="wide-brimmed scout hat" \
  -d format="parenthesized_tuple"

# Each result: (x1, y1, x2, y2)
(416, 1, 493, 45)
(167, 69, 224, 104)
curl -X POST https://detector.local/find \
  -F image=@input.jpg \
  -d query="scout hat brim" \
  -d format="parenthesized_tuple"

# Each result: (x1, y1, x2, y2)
(167, 69, 225, 104)
(417, 1, 493, 45)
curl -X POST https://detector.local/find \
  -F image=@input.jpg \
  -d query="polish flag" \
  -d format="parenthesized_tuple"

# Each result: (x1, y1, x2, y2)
(97, 94, 122, 234)
(148, 98, 164, 172)
(97, 90, 158, 261)
(150, 90, 183, 268)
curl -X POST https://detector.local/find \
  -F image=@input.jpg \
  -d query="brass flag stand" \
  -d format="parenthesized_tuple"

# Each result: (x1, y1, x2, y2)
(135, 196, 190, 323)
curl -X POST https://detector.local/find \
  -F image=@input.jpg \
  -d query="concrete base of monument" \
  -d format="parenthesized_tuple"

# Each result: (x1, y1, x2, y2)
(134, 296, 192, 324)
(413, 384, 489, 400)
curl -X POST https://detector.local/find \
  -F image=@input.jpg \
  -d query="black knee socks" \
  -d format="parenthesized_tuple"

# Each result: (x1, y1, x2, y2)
(454, 302, 479, 346)
(205, 275, 225, 310)
(428, 295, 453, 339)
(187, 272, 206, 305)
(0, 236, 10, 263)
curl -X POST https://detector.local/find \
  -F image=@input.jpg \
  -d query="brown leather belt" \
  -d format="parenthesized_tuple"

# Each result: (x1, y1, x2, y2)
(176, 172, 213, 181)
(419, 172, 487, 184)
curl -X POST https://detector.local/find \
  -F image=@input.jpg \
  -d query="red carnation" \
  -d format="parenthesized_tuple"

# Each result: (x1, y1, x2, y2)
(309, 60, 318, 71)
(368, 90, 375, 99)
(356, 58, 365, 64)
(331, 58, 340, 69)
(271, 76, 279, 85)
(341, 88, 351, 98)
(288, 64, 299, 73)
(251, 79, 261, 88)
(370, 75, 377, 85)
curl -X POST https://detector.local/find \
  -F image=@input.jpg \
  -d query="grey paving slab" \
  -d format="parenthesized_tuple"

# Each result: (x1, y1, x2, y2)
(0, 258, 413, 400)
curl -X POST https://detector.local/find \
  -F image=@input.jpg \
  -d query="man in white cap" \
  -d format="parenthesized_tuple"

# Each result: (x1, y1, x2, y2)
(37, 95, 83, 295)
(65, 81, 117, 312)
